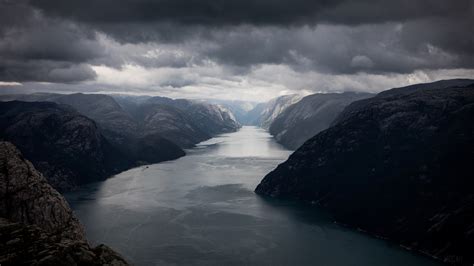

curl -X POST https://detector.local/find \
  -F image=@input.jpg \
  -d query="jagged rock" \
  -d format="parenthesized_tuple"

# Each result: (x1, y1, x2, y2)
(0, 218, 128, 265)
(256, 79, 474, 265)
(0, 142, 128, 265)
(0, 141, 85, 241)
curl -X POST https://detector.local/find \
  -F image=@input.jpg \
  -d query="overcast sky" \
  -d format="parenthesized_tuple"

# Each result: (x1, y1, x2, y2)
(0, 0, 473, 101)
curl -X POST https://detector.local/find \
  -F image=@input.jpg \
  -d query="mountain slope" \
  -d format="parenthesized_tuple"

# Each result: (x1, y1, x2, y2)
(135, 97, 241, 147)
(0, 101, 184, 191)
(136, 102, 210, 148)
(256, 80, 474, 264)
(53, 93, 139, 140)
(185, 103, 240, 135)
(37, 94, 187, 162)
(0, 141, 128, 265)
(245, 94, 302, 128)
(269, 92, 373, 149)
(0, 101, 125, 191)
(0, 93, 241, 149)
(204, 99, 257, 125)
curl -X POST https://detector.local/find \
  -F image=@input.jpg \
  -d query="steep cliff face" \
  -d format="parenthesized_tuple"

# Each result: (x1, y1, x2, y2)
(269, 92, 372, 149)
(0, 141, 128, 265)
(0, 141, 85, 241)
(252, 94, 303, 129)
(185, 103, 240, 135)
(205, 99, 257, 125)
(256, 80, 474, 264)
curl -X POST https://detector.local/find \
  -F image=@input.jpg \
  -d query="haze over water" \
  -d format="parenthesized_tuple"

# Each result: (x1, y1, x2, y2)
(66, 126, 440, 266)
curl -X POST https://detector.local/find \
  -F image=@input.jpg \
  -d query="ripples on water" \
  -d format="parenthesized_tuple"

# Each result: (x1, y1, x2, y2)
(66, 126, 441, 266)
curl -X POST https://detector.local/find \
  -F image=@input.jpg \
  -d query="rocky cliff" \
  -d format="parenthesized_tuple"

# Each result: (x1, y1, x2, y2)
(269, 92, 372, 149)
(256, 80, 474, 265)
(0, 141, 128, 265)
(241, 94, 302, 129)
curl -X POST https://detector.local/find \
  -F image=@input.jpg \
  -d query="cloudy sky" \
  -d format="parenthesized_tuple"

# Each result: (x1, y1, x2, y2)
(0, 0, 473, 101)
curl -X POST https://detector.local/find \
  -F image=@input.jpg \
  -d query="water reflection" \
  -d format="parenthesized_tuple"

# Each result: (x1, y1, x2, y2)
(66, 126, 440, 266)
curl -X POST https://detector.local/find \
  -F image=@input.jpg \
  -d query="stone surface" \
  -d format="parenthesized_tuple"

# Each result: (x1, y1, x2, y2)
(0, 141, 85, 241)
(0, 142, 129, 265)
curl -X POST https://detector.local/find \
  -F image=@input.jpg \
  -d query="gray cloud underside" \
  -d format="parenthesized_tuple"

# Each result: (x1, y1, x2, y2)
(0, 0, 473, 88)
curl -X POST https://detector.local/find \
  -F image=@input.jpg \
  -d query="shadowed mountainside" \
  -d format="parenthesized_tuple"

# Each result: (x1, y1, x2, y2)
(269, 92, 373, 149)
(0, 101, 184, 191)
(256, 79, 474, 264)
(0, 93, 241, 149)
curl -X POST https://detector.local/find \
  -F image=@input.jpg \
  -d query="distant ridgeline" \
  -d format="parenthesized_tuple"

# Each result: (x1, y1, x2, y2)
(0, 93, 240, 192)
(215, 91, 375, 150)
(256, 79, 474, 265)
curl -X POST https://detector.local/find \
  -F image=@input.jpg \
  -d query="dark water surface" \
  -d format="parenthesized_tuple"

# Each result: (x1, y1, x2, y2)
(66, 126, 440, 266)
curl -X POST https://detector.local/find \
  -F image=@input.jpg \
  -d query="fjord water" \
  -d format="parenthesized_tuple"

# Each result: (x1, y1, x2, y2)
(66, 126, 440, 266)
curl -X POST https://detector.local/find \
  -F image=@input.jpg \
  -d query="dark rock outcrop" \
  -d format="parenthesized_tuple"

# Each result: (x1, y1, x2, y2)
(0, 141, 128, 265)
(0, 141, 85, 241)
(256, 80, 474, 265)
(269, 92, 372, 149)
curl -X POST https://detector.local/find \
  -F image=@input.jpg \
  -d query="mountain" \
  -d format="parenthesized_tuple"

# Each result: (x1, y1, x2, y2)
(0, 141, 128, 265)
(53, 93, 139, 141)
(204, 99, 258, 125)
(135, 102, 210, 148)
(0, 101, 184, 191)
(134, 96, 241, 147)
(49, 94, 186, 165)
(245, 94, 303, 128)
(0, 93, 140, 143)
(269, 92, 373, 149)
(256, 79, 474, 264)
(185, 103, 240, 135)
(0, 92, 241, 149)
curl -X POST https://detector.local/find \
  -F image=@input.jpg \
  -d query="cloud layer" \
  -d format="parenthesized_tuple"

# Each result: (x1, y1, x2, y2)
(0, 0, 473, 100)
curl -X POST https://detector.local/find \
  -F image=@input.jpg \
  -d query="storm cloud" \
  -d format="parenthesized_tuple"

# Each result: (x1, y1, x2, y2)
(0, 0, 473, 100)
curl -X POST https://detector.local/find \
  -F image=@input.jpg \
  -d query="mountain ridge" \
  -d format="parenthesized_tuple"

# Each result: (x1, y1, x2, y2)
(256, 79, 474, 265)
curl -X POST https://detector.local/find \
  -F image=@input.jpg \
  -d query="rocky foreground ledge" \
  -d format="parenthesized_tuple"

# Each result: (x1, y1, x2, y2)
(0, 141, 128, 265)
